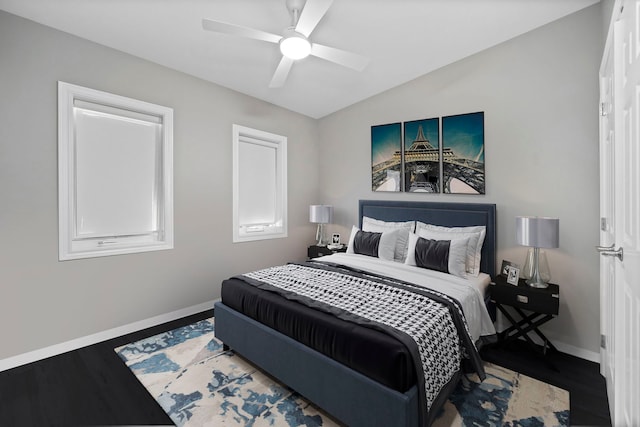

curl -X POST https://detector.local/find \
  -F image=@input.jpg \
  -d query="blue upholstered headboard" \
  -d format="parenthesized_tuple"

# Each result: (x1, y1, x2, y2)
(359, 200, 497, 278)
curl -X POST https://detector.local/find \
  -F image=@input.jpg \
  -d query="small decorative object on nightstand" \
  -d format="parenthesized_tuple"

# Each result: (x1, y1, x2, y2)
(500, 260, 518, 277)
(506, 265, 520, 285)
(308, 244, 346, 259)
(491, 274, 560, 359)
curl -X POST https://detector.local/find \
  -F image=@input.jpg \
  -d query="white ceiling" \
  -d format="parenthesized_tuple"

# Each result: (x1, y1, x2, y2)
(0, 0, 599, 118)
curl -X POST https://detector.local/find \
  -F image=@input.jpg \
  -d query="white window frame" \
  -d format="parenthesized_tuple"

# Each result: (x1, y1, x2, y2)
(232, 124, 287, 242)
(58, 81, 174, 260)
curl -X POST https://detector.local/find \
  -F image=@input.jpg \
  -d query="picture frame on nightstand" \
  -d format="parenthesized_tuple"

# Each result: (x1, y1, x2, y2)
(500, 260, 518, 276)
(332, 233, 341, 245)
(506, 266, 520, 286)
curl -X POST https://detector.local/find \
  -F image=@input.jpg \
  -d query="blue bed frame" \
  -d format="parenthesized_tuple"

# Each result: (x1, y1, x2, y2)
(214, 200, 497, 426)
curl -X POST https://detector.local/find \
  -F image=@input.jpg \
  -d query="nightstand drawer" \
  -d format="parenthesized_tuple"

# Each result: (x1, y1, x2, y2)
(491, 280, 559, 315)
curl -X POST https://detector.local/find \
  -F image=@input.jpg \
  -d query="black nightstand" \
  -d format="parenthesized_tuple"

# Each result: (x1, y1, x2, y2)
(490, 275, 560, 357)
(307, 245, 347, 259)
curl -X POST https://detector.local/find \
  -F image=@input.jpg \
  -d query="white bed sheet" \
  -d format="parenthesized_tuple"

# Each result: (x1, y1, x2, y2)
(316, 253, 496, 343)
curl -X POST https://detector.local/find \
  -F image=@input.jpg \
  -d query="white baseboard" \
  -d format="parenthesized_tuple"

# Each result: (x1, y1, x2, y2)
(552, 340, 600, 363)
(0, 299, 218, 373)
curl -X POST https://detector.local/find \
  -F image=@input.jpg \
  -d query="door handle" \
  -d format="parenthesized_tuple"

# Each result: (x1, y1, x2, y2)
(596, 244, 624, 261)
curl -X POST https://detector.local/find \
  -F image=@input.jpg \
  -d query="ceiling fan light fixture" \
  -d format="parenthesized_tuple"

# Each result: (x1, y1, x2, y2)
(279, 31, 311, 60)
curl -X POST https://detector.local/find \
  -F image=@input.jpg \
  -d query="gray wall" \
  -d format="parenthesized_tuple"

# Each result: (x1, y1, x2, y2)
(0, 11, 320, 360)
(318, 4, 603, 358)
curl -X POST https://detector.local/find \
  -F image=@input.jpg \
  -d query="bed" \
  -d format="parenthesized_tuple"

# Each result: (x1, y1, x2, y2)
(214, 200, 497, 426)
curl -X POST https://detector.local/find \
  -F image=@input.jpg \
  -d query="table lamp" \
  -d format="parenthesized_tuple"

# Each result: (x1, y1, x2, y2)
(516, 216, 559, 288)
(309, 205, 333, 246)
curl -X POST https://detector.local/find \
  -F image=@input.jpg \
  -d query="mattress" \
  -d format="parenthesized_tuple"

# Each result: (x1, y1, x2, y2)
(220, 254, 496, 393)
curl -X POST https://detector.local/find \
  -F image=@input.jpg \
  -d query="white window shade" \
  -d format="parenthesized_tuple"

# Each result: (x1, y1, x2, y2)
(74, 107, 161, 238)
(233, 125, 287, 242)
(238, 138, 277, 226)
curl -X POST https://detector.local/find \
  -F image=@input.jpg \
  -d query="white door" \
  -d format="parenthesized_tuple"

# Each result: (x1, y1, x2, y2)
(598, 31, 615, 410)
(598, 1, 640, 425)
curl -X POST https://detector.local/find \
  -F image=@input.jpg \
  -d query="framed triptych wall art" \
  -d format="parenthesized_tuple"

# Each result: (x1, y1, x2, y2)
(371, 111, 485, 194)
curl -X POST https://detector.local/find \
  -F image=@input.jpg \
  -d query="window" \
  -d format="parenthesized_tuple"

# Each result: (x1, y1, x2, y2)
(58, 82, 173, 260)
(233, 124, 287, 242)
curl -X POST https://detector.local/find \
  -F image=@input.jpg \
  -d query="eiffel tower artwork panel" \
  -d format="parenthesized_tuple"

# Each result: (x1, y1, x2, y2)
(442, 112, 485, 194)
(371, 122, 402, 192)
(404, 118, 440, 193)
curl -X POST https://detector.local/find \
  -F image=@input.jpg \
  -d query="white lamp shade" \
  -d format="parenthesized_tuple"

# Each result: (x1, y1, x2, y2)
(516, 216, 559, 248)
(309, 205, 333, 224)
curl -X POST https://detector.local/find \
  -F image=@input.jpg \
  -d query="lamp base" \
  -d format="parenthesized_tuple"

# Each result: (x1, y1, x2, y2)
(523, 247, 551, 289)
(526, 279, 549, 289)
(315, 223, 326, 246)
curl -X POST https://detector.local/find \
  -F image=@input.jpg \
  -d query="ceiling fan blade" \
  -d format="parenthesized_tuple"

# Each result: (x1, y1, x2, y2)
(202, 18, 282, 44)
(310, 43, 369, 71)
(294, 0, 333, 38)
(269, 56, 295, 88)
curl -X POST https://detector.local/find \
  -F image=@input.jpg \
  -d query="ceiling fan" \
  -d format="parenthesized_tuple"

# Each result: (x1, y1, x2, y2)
(202, 0, 369, 88)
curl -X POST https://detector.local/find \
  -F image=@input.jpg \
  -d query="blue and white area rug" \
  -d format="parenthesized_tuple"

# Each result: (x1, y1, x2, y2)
(115, 318, 569, 427)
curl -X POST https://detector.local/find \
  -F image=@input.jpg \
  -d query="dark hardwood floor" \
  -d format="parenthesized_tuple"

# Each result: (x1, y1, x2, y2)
(480, 340, 611, 426)
(0, 310, 214, 426)
(0, 309, 610, 426)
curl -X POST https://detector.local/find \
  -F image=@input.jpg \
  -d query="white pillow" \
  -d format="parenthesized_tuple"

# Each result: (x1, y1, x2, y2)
(415, 222, 486, 276)
(404, 232, 469, 278)
(362, 216, 414, 262)
(346, 225, 398, 261)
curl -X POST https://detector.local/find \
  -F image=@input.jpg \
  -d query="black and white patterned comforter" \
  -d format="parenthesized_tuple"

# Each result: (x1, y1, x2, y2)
(239, 261, 485, 427)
